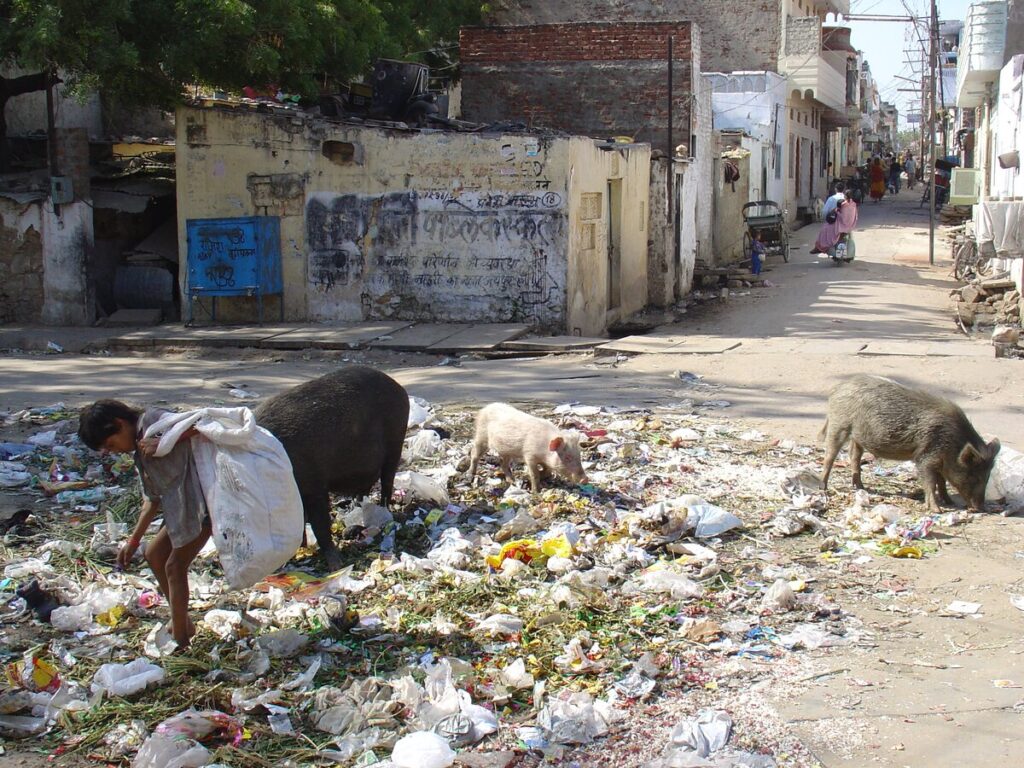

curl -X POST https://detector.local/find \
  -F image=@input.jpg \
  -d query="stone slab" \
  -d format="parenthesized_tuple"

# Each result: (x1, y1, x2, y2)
(262, 322, 413, 349)
(596, 335, 742, 355)
(370, 323, 468, 351)
(148, 325, 297, 348)
(924, 341, 995, 358)
(792, 340, 869, 355)
(502, 335, 606, 352)
(426, 324, 531, 352)
(105, 308, 163, 327)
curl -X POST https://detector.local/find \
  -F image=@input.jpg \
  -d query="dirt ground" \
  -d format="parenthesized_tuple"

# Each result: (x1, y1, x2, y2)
(2, 186, 1023, 767)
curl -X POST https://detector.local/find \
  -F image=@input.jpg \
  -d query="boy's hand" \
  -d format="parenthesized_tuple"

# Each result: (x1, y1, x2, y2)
(117, 538, 141, 569)
(138, 437, 159, 457)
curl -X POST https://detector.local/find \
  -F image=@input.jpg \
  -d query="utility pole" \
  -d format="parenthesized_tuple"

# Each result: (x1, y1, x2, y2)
(928, 0, 938, 265)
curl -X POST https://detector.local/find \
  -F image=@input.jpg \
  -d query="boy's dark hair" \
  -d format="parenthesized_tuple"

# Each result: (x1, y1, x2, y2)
(77, 400, 141, 450)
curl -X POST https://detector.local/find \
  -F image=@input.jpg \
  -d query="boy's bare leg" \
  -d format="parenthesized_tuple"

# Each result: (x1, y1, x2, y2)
(165, 521, 212, 648)
(144, 528, 172, 599)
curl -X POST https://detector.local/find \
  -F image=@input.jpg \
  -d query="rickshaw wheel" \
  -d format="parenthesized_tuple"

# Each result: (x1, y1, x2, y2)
(743, 231, 753, 264)
(781, 230, 790, 263)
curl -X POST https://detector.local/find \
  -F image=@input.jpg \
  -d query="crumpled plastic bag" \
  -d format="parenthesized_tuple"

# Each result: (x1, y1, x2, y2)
(628, 565, 703, 600)
(407, 397, 434, 429)
(537, 691, 621, 745)
(91, 659, 165, 698)
(405, 429, 442, 461)
(761, 579, 797, 612)
(394, 471, 450, 507)
(257, 628, 309, 659)
(471, 613, 523, 638)
(986, 445, 1024, 509)
(132, 733, 211, 768)
(391, 730, 454, 768)
(668, 709, 733, 758)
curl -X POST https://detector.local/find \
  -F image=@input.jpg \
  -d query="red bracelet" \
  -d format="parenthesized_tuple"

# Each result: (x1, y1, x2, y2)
(127, 535, 142, 549)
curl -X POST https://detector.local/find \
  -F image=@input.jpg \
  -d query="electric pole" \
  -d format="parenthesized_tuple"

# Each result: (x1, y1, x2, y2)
(928, 0, 938, 265)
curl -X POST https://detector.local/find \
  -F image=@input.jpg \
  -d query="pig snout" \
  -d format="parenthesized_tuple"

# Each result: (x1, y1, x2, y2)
(549, 434, 587, 484)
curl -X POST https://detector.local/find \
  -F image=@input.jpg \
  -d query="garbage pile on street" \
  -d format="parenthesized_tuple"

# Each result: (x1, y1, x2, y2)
(1, 391, 1017, 767)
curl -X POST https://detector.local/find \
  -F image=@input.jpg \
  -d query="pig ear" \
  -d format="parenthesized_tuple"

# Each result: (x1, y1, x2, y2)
(958, 443, 984, 466)
(549, 436, 564, 452)
(987, 438, 1001, 459)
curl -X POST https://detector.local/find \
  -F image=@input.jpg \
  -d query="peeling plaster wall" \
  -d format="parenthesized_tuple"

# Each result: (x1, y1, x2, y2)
(175, 107, 650, 334)
(0, 197, 44, 323)
(40, 200, 95, 325)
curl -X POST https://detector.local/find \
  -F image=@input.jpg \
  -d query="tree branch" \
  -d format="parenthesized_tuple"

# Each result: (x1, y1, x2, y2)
(0, 71, 62, 101)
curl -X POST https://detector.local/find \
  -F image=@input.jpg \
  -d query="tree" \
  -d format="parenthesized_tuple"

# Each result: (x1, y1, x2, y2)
(0, 0, 485, 170)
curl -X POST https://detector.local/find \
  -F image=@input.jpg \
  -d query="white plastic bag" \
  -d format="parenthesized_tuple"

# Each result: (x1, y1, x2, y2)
(986, 446, 1024, 509)
(391, 731, 455, 768)
(133, 733, 211, 768)
(147, 408, 303, 589)
(92, 659, 165, 698)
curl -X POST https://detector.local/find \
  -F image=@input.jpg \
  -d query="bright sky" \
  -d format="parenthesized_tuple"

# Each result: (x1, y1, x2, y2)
(844, 0, 972, 126)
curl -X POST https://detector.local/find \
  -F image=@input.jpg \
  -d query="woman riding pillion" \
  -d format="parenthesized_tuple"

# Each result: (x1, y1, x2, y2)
(811, 184, 859, 259)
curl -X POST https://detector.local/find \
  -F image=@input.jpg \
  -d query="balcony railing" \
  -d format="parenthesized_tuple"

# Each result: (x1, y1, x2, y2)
(781, 53, 848, 111)
(956, 0, 1008, 108)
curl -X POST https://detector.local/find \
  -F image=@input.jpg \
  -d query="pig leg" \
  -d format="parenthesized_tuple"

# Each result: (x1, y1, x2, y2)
(526, 461, 543, 494)
(305, 490, 342, 570)
(379, 450, 401, 509)
(849, 441, 865, 490)
(499, 456, 515, 483)
(820, 426, 850, 491)
(467, 437, 485, 479)
(917, 463, 944, 513)
(934, 475, 955, 507)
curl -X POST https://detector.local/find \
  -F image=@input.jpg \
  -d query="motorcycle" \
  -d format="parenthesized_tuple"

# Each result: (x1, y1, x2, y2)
(827, 232, 855, 265)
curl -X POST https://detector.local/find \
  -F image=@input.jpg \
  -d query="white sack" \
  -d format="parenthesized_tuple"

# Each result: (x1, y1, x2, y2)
(147, 408, 303, 589)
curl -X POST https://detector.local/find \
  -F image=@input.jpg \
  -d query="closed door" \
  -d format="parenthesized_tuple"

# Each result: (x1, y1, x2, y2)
(607, 180, 622, 310)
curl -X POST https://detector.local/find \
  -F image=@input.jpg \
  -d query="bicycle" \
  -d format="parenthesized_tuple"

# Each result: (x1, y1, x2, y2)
(951, 226, 992, 281)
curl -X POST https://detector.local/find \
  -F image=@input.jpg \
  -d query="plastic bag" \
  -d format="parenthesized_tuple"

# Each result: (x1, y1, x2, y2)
(393, 471, 450, 507)
(92, 659, 165, 698)
(132, 733, 211, 768)
(405, 430, 442, 461)
(147, 407, 303, 589)
(391, 731, 455, 768)
(669, 709, 732, 758)
(686, 502, 743, 538)
(986, 446, 1024, 509)
(50, 603, 93, 632)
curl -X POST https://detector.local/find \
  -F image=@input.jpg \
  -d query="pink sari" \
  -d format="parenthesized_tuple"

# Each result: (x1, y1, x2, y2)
(814, 200, 859, 252)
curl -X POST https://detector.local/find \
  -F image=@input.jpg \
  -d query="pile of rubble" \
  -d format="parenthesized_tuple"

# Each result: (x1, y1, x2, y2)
(951, 277, 1021, 335)
(1, 391, 1018, 767)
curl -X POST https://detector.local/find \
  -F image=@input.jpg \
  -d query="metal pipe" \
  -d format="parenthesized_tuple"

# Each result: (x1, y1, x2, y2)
(928, 0, 938, 266)
(667, 35, 674, 214)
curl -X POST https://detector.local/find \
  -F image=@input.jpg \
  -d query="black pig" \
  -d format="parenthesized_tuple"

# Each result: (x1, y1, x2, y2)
(821, 374, 1000, 512)
(256, 366, 409, 569)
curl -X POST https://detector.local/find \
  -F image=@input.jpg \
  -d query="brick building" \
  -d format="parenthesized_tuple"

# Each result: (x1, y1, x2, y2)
(472, 0, 854, 225)
(460, 18, 714, 300)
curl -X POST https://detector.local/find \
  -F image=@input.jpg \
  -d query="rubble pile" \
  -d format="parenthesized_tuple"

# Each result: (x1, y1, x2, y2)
(0, 392, 1009, 767)
(951, 277, 1021, 338)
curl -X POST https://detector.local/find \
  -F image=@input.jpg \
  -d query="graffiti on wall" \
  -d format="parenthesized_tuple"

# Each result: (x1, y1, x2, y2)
(305, 190, 567, 324)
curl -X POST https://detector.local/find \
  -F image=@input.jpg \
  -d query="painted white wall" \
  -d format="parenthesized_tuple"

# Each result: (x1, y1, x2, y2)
(991, 55, 1024, 199)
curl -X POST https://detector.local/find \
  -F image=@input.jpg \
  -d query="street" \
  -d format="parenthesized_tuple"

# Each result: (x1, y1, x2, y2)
(2, 187, 1023, 768)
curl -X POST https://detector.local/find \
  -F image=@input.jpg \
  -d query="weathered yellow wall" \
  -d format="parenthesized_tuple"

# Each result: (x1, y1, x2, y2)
(176, 106, 649, 334)
(566, 143, 651, 335)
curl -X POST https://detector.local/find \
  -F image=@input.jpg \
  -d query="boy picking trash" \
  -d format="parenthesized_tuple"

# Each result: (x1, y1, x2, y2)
(78, 400, 210, 649)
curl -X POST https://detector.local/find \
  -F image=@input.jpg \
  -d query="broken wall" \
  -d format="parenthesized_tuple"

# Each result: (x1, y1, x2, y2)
(0, 195, 44, 323)
(175, 106, 650, 335)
